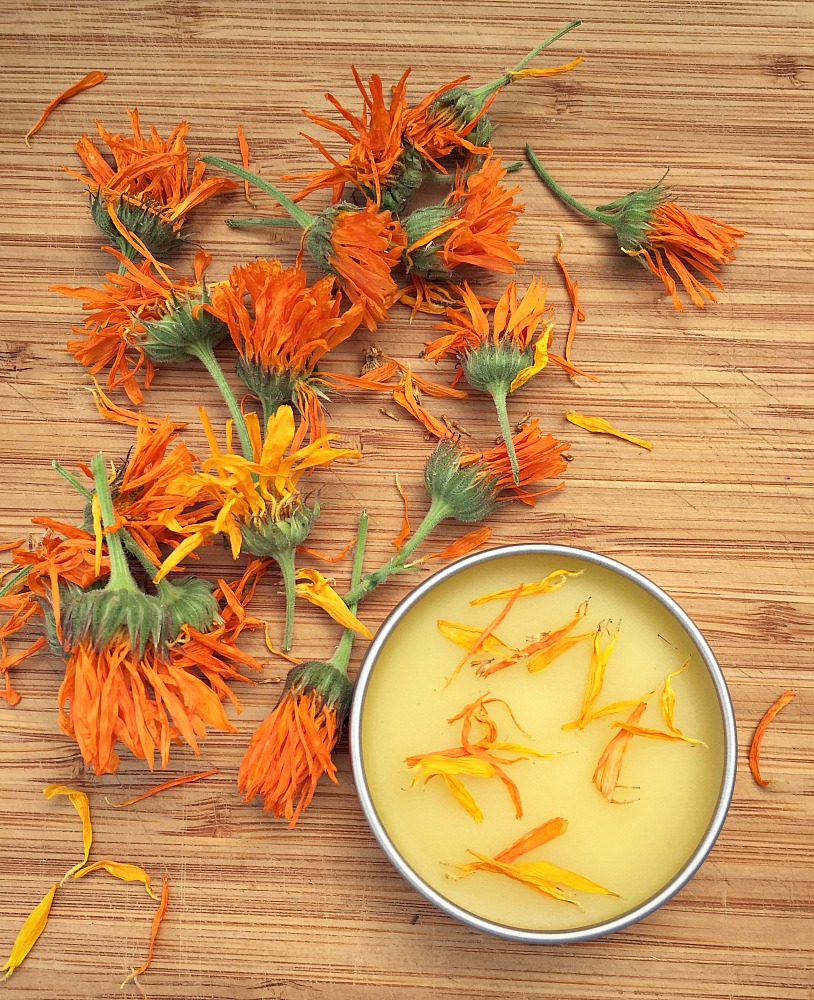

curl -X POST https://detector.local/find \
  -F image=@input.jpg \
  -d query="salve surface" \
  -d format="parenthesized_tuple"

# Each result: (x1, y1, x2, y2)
(360, 552, 726, 931)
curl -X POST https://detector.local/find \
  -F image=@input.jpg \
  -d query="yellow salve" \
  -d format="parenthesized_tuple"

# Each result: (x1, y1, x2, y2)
(359, 552, 725, 932)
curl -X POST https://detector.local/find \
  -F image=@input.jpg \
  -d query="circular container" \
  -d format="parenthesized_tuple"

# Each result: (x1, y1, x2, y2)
(350, 544, 737, 943)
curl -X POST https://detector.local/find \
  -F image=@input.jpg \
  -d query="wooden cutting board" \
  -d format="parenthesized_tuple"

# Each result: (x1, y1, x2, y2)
(0, 1, 811, 997)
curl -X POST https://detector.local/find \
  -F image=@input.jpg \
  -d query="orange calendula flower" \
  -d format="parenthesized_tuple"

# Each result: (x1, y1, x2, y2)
(565, 411, 653, 451)
(238, 659, 353, 827)
(25, 70, 106, 146)
(66, 109, 237, 261)
(218, 258, 364, 436)
(403, 156, 524, 283)
(406, 694, 554, 822)
(527, 147, 746, 310)
(287, 68, 423, 213)
(403, 22, 582, 170)
(426, 279, 583, 483)
(748, 689, 796, 787)
(452, 816, 617, 903)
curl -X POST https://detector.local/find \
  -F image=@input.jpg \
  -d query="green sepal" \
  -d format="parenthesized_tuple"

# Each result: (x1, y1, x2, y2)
(158, 576, 220, 640)
(304, 205, 344, 274)
(89, 191, 186, 261)
(427, 86, 494, 149)
(597, 178, 669, 252)
(402, 203, 459, 281)
(235, 357, 296, 414)
(462, 340, 534, 395)
(60, 583, 168, 655)
(360, 144, 425, 214)
(423, 440, 500, 524)
(239, 503, 320, 560)
(287, 659, 354, 718)
(141, 286, 228, 363)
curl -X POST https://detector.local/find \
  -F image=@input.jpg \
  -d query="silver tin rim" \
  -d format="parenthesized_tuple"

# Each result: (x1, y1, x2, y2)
(350, 543, 738, 943)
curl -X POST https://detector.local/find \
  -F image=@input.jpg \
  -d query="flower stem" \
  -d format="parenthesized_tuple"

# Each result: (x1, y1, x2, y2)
(187, 340, 255, 460)
(201, 156, 314, 230)
(226, 217, 302, 229)
(89, 452, 137, 593)
(490, 385, 520, 485)
(342, 495, 451, 606)
(471, 20, 582, 99)
(525, 145, 613, 225)
(274, 546, 298, 652)
(51, 460, 93, 501)
(331, 509, 369, 675)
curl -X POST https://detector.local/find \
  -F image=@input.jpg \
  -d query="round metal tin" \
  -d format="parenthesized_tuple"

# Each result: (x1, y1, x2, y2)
(350, 543, 737, 943)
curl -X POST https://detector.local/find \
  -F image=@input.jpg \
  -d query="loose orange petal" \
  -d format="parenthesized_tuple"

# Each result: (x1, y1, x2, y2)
(89, 379, 187, 431)
(42, 784, 92, 875)
(25, 70, 106, 146)
(296, 539, 355, 564)
(108, 770, 219, 808)
(393, 474, 410, 551)
(749, 689, 796, 787)
(1, 883, 57, 980)
(554, 241, 585, 366)
(566, 411, 653, 450)
(481, 601, 590, 678)
(237, 124, 256, 207)
(71, 861, 158, 900)
(446, 585, 523, 686)
(593, 701, 647, 802)
(420, 527, 492, 563)
(471, 568, 582, 605)
(121, 875, 169, 988)
(610, 722, 707, 747)
(494, 816, 568, 863)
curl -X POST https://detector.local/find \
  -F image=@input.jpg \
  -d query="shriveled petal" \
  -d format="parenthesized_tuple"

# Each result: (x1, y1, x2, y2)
(295, 568, 372, 637)
(71, 860, 158, 899)
(471, 568, 582, 605)
(566, 411, 653, 450)
(42, 784, 93, 874)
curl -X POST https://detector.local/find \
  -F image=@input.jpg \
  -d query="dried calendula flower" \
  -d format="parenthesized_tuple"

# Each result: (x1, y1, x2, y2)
(749, 689, 796, 787)
(451, 816, 617, 903)
(565, 411, 653, 450)
(527, 147, 746, 310)
(1, 883, 57, 981)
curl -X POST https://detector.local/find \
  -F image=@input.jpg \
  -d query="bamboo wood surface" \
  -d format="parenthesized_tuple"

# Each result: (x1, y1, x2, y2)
(0, 1, 812, 997)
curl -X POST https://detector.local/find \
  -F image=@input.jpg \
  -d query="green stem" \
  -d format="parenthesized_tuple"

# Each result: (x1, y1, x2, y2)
(52, 460, 93, 501)
(342, 495, 451, 607)
(330, 509, 369, 675)
(274, 547, 298, 653)
(490, 385, 520, 486)
(89, 452, 137, 593)
(525, 145, 614, 225)
(202, 156, 314, 230)
(0, 565, 30, 599)
(187, 340, 254, 460)
(470, 20, 582, 100)
(227, 216, 302, 228)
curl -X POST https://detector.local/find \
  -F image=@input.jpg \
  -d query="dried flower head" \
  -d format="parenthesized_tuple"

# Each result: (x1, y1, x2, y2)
(526, 148, 747, 310)
(66, 109, 237, 260)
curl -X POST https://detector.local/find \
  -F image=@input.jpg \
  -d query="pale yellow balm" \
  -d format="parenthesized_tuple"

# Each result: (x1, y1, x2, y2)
(360, 552, 726, 932)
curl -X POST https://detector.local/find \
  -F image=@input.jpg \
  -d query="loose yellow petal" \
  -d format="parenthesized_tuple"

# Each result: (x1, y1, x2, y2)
(1, 884, 57, 980)
(514, 859, 618, 896)
(660, 661, 689, 734)
(610, 722, 708, 747)
(566, 623, 620, 729)
(470, 569, 583, 605)
(565, 411, 653, 450)
(295, 568, 372, 638)
(440, 774, 484, 822)
(453, 853, 575, 903)
(43, 784, 93, 877)
(71, 861, 158, 900)
(436, 620, 518, 661)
